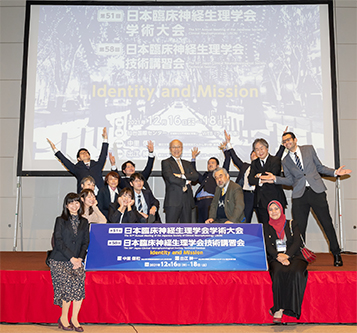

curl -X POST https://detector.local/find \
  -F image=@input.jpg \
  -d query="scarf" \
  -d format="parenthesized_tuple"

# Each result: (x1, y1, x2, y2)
(267, 200, 286, 239)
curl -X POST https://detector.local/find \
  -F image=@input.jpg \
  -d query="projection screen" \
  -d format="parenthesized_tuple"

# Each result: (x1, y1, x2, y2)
(17, 1, 338, 175)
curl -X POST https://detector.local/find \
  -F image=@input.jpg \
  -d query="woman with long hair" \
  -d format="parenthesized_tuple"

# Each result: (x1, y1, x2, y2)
(80, 188, 106, 224)
(47, 193, 89, 332)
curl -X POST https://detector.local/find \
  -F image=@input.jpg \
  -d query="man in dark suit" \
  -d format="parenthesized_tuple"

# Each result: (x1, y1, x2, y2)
(191, 147, 219, 223)
(248, 138, 287, 224)
(109, 140, 155, 191)
(222, 130, 285, 223)
(161, 139, 199, 223)
(47, 128, 113, 193)
(206, 167, 245, 223)
(130, 172, 161, 223)
(261, 132, 351, 266)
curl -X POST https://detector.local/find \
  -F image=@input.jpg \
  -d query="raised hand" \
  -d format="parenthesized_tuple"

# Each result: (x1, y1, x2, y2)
(147, 140, 154, 153)
(224, 130, 231, 143)
(109, 152, 116, 166)
(47, 138, 56, 151)
(191, 147, 200, 159)
(218, 141, 227, 150)
(102, 127, 108, 140)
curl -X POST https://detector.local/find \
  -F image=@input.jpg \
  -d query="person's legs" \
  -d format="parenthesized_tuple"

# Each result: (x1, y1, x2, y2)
(60, 300, 71, 327)
(71, 299, 83, 328)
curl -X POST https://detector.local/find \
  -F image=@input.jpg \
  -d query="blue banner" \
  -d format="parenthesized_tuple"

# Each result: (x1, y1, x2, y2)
(85, 223, 268, 271)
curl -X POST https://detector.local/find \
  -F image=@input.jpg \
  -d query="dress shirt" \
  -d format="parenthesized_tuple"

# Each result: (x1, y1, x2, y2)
(108, 185, 119, 203)
(135, 191, 148, 214)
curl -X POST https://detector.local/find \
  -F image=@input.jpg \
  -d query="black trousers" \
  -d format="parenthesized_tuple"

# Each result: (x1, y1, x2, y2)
(292, 188, 341, 255)
(243, 191, 255, 223)
(196, 197, 213, 223)
(165, 192, 194, 223)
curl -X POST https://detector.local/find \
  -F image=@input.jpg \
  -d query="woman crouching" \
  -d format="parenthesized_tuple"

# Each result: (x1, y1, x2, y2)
(47, 193, 89, 331)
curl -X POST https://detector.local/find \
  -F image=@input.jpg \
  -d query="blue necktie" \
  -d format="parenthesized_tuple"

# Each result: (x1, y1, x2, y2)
(294, 152, 303, 171)
(137, 195, 143, 213)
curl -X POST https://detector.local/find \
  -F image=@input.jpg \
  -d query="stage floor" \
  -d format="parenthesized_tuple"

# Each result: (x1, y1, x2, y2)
(1, 252, 356, 325)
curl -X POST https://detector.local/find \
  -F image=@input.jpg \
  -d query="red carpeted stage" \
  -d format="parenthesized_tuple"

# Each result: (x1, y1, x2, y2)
(0, 251, 356, 324)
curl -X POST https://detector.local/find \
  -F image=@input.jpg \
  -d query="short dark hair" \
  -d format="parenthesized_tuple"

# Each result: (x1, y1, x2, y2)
(130, 172, 144, 183)
(121, 160, 135, 173)
(252, 138, 269, 150)
(105, 171, 120, 185)
(119, 187, 134, 199)
(80, 188, 95, 215)
(77, 148, 90, 159)
(61, 192, 83, 220)
(282, 132, 296, 139)
(208, 157, 219, 166)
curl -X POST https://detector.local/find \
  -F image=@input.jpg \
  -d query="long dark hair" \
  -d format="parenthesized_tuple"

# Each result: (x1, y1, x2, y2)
(60, 192, 83, 220)
(80, 188, 95, 215)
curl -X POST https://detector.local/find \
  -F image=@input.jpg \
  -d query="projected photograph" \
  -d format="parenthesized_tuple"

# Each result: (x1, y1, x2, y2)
(20, 3, 333, 173)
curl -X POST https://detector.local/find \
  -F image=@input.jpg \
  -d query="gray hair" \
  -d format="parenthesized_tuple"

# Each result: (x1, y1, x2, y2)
(213, 167, 229, 178)
(252, 138, 269, 150)
(80, 175, 95, 186)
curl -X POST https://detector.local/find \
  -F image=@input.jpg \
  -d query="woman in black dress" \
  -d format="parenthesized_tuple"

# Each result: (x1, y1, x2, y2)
(108, 187, 139, 223)
(264, 200, 308, 324)
(47, 193, 89, 331)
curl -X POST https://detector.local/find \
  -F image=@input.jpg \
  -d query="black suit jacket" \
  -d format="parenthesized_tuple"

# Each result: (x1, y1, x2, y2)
(264, 220, 302, 261)
(134, 188, 162, 223)
(97, 185, 119, 219)
(161, 156, 199, 209)
(248, 154, 287, 209)
(55, 142, 108, 193)
(108, 202, 139, 223)
(191, 161, 216, 197)
(48, 216, 89, 262)
(119, 156, 155, 191)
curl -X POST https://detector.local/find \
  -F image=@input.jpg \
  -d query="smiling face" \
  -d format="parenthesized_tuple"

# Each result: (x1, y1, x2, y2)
(82, 191, 96, 207)
(82, 179, 95, 191)
(170, 140, 183, 159)
(268, 203, 282, 220)
(214, 169, 229, 188)
(207, 158, 218, 172)
(107, 175, 119, 188)
(123, 162, 135, 177)
(254, 142, 269, 160)
(66, 200, 80, 215)
(77, 150, 90, 163)
(119, 192, 133, 206)
(282, 134, 298, 152)
(130, 178, 144, 193)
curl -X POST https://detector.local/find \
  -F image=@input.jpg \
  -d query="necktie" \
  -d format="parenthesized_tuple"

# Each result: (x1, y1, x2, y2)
(294, 152, 303, 171)
(261, 160, 265, 167)
(221, 188, 225, 196)
(176, 159, 187, 192)
(137, 195, 143, 213)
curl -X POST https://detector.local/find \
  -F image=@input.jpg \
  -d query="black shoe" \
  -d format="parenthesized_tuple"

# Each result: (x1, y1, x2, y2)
(333, 254, 343, 267)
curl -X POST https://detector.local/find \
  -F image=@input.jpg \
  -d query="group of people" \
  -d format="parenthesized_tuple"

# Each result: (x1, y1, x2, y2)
(45, 126, 351, 328)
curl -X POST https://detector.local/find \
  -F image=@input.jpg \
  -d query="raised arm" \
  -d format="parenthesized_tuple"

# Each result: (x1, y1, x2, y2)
(141, 140, 155, 180)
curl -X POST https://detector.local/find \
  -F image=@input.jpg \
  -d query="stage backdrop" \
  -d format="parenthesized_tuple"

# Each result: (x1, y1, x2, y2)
(18, 1, 338, 175)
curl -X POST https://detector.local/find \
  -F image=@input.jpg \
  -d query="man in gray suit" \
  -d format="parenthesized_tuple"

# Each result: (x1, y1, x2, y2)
(206, 167, 245, 224)
(261, 132, 351, 266)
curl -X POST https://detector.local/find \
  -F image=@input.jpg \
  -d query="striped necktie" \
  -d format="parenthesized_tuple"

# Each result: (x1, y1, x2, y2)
(294, 152, 303, 171)
(137, 194, 143, 213)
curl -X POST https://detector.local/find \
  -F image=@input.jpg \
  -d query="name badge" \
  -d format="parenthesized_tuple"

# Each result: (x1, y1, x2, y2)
(276, 239, 286, 253)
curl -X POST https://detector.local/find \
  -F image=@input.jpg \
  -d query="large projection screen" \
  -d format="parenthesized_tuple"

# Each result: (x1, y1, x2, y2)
(17, 1, 338, 175)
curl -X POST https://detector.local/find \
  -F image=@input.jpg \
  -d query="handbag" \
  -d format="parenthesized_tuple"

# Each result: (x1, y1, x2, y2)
(289, 220, 316, 263)
(300, 234, 316, 263)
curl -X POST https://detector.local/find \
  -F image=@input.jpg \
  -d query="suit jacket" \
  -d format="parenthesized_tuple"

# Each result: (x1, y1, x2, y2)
(97, 185, 119, 219)
(225, 145, 285, 186)
(119, 156, 155, 191)
(275, 145, 336, 199)
(55, 142, 108, 193)
(161, 156, 199, 209)
(134, 188, 162, 223)
(264, 219, 302, 261)
(248, 154, 287, 208)
(191, 161, 217, 197)
(209, 180, 245, 223)
(108, 202, 139, 223)
(48, 216, 89, 262)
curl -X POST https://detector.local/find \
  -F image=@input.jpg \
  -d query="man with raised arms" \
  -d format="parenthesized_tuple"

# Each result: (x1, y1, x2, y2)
(261, 131, 351, 266)
(47, 128, 114, 194)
